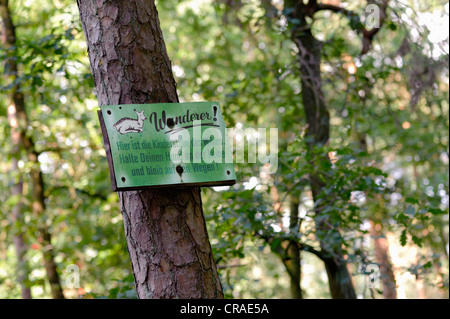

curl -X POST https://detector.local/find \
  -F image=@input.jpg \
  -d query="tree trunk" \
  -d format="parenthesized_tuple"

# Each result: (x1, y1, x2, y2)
(358, 131, 397, 300)
(370, 222, 397, 299)
(10, 160, 32, 299)
(286, 1, 356, 299)
(1, 0, 64, 299)
(77, 0, 223, 299)
(0, 4, 31, 298)
(284, 197, 302, 299)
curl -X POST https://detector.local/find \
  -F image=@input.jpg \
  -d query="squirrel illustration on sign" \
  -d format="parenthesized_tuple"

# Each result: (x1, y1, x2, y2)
(113, 109, 147, 134)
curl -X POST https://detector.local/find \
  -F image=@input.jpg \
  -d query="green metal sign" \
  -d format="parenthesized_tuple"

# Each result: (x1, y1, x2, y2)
(99, 102, 236, 191)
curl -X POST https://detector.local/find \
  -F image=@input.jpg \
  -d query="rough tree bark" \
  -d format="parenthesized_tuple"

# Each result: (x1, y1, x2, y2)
(1, 0, 64, 299)
(77, 0, 223, 299)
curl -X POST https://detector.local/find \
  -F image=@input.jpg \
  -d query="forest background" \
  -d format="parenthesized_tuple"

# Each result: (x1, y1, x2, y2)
(0, 0, 448, 299)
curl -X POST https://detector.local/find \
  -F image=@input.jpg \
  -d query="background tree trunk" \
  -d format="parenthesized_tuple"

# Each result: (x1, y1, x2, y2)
(77, 0, 223, 299)
(0, 2, 31, 299)
(371, 222, 398, 299)
(10, 160, 32, 299)
(285, 197, 302, 299)
(1, 0, 64, 299)
(358, 131, 397, 299)
(286, 0, 356, 299)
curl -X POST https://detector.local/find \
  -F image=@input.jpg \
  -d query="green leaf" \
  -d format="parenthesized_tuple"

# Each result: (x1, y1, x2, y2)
(400, 229, 407, 246)
(405, 197, 419, 204)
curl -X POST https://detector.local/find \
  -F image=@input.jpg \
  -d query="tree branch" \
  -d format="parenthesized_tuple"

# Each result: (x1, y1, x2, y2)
(315, 3, 355, 17)
(45, 185, 109, 201)
(258, 232, 328, 261)
(299, 243, 328, 261)
(217, 264, 247, 269)
(314, 1, 390, 55)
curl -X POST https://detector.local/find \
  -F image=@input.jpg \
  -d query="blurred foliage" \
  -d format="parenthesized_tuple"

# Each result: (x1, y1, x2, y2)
(0, 0, 448, 298)
(0, 0, 131, 298)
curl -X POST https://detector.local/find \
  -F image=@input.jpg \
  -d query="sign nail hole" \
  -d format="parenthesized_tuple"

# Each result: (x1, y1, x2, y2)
(226, 170, 231, 175)
(121, 177, 126, 182)
(167, 118, 175, 128)
(176, 165, 184, 176)
(107, 110, 112, 115)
